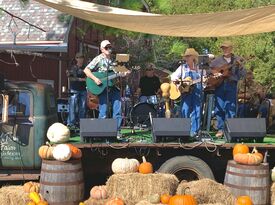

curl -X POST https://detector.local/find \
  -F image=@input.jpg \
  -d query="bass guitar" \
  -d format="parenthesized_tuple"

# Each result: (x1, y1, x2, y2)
(86, 71, 126, 95)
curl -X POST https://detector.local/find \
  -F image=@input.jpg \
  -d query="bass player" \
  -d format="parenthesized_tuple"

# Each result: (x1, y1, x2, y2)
(84, 40, 129, 133)
(171, 48, 206, 138)
(209, 40, 246, 138)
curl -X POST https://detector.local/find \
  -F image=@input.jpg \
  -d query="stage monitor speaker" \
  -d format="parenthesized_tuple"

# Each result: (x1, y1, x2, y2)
(224, 118, 266, 143)
(152, 118, 191, 143)
(80, 118, 118, 142)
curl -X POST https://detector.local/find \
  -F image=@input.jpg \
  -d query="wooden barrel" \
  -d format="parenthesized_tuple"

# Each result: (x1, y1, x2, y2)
(224, 160, 270, 205)
(40, 159, 84, 205)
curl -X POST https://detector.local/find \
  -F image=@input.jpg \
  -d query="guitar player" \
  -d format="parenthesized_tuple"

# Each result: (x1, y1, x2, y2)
(83, 40, 129, 134)
(171, 48, 206, 138)
(210, 40, 246, 138)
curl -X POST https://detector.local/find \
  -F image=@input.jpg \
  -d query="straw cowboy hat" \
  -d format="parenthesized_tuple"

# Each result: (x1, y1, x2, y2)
(182, 48, 199, 62)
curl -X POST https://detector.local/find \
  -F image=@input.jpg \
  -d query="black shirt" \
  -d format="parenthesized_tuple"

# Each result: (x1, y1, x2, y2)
(69, 64, 86, 91)
(139, 75, 161, 96)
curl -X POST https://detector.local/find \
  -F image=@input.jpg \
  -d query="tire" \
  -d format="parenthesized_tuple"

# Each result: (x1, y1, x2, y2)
(157, 156, 215, 181)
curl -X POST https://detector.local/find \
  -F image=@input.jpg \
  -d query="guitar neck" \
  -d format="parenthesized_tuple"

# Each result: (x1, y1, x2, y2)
(102, 73, 120, 81)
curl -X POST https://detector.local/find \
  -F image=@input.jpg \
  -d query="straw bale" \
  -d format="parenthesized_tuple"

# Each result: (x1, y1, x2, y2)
(177, 178, 235, 205)
(271, 182, 275, 205)
(0, 185, 29, 205)
(135, 200, 162, 205)
(106, 173, 178, 205)
(84, 198, 109, 205)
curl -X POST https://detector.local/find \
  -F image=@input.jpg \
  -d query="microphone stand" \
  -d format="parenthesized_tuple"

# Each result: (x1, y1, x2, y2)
(197, 61, 213, 142)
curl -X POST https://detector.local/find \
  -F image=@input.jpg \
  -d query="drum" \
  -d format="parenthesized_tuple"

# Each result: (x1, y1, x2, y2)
(139, 95, 159, 105)
(130, 103, 157, 128)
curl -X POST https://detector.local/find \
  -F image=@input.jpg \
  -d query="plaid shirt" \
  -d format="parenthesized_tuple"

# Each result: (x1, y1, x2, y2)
(86, 53, 114, 72)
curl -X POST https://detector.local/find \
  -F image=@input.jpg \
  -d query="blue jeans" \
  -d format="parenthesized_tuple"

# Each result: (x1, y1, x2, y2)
(98, 87, 122, 129)
(67, 89, 87, 126)
(214, 81, 237, 130)
(181, 86, 202, 136)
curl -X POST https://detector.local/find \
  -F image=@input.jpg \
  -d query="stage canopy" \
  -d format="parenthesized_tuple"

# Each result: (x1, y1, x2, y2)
(35, 0, 275, 37)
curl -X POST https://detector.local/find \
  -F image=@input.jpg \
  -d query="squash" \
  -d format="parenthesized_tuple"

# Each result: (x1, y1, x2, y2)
(90, 185, 108, 199)
(105, 197, 124, 205)
(53, 144, 72, 161)
(168, 194, 197, 205)
(111, 158, 140, 174)
(233, 143, 249, 157)
(37, 201, 49, 205)
(67, 144, 82, 159)
(27, 201, 36, 205)
(236, 195, 253, 205)
(38, 143, 54, 160)
(234, 152, 263, 165)
(29, 192, 41, 204)
(161, 194, 172, 204)
(23, 181, 40, 193)
(79, 202, 85, 205)
(47, 122, 70, 143)
(138, 156, 153, 174)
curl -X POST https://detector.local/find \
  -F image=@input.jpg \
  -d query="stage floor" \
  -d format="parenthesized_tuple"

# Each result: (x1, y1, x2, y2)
(70, 127, 275, 145)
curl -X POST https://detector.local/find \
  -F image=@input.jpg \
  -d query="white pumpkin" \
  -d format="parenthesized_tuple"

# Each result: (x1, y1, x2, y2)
(53, 144, 72, 161)
(111, 158, 140, 174)
(47, 123, 70, 143)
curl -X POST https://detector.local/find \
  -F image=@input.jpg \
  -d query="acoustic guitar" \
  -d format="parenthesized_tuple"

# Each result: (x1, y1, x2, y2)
(86, 71, 127, 95)
(169, 77, 204, 100)
(206, 59, 243, 90)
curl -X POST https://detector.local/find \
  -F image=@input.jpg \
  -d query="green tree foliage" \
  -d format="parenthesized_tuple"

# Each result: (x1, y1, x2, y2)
(91, 0, 275, 92)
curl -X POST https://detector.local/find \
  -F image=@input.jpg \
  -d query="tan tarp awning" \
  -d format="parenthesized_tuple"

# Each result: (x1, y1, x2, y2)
(35, 0, 275, 37)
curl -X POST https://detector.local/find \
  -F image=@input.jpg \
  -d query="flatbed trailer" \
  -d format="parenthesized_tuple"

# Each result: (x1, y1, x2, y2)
(71, 129, 275, 195)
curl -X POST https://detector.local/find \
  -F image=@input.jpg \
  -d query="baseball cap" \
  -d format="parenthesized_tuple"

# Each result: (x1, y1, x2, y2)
(220, 40, 233, 48)
(100, 40, 111, 49)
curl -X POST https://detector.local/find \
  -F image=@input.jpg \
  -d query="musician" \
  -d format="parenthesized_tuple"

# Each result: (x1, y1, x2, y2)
(84, 40, 125, 131)
(210, 41, 246, 138)
(66, 52, 87, 129)
(171, 48, 204, 138)
(237, 70, 262, 117)
(136, 63, 161, 104)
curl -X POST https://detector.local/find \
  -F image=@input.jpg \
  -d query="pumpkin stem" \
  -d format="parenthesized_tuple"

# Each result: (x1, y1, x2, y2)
(142, 156, 147, 163)
(183, 187, 191, 195)
(46, 141, 52, 147)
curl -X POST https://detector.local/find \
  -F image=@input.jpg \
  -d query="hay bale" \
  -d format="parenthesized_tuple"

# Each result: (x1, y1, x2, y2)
(177, 178, 235, 205)
(135, 200, 162, 205)
(199, 204, 224, 205)
(84, 198, 109, 205)
(106, 173, 178, 205)
(0, 185, 29, 205)
(271, 182, 275, 205)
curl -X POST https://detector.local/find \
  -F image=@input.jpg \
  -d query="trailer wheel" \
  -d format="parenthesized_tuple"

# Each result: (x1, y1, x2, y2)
(157, 156, 214, 181)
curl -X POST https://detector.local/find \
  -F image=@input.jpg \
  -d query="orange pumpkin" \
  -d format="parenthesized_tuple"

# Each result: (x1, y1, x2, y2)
(234, 152, 263, 165)
(138, 156, 153, 174)
(168, 194, 197, 205)
(37, 201, 49, 205)
(67, 144, 82, 159)
(90, 185, 108, 199)
(27, 201, 36, 205)
(38, 143, 54, 160)
(161, 194, 172, 204)
(236, 195, 253, 205)
(233, 143, 249, 157)
(105, 197, 124, 205)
